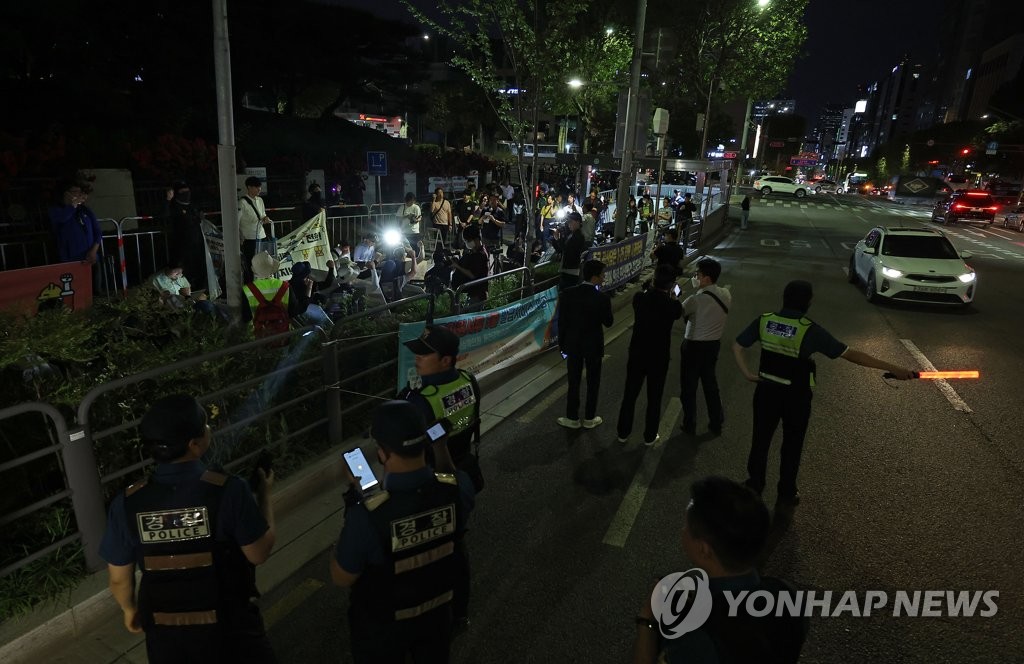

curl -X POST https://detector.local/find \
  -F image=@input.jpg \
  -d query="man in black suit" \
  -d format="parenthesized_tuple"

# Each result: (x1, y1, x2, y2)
(616, 264, 683, 446)
(557, 259, 613, 430)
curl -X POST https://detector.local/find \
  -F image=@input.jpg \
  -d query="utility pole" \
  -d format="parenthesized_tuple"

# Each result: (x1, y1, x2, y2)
(213, 0, 241, 322)
(613, 0, 648, 239)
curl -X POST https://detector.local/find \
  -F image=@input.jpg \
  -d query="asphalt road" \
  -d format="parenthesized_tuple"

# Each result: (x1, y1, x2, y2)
(260, 194, 1024, 663)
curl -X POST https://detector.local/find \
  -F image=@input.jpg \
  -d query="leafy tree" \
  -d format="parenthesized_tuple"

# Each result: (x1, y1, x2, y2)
(900, 144, 911, 172)
(876, 156, 889, 180)
(649, 0, 809, 156)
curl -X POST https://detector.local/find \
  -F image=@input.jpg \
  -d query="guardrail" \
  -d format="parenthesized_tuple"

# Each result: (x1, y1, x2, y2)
(453, 266, 533, 314)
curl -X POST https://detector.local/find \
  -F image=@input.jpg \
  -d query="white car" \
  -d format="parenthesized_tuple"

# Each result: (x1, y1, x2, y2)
(848, 226, 976, 306)
(753, 176, 810, 198)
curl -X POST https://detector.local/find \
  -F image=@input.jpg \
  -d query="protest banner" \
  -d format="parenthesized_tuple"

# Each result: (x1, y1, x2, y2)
(586, 231, 655, 291)
(396, 286, 558, 390)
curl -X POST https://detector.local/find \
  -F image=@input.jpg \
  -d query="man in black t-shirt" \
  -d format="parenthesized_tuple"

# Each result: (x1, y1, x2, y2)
(453, 225, 489, 308)
(652, 229, 686, 277)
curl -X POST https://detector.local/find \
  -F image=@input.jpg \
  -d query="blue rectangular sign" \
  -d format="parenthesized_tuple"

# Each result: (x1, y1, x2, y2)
(367, 151, 388, 177)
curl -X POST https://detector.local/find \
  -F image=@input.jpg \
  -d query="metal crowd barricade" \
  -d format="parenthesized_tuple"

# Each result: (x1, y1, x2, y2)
(452, 266, 533, 314)
(0, 402, 107, 576)
(0, 236, 51, 272)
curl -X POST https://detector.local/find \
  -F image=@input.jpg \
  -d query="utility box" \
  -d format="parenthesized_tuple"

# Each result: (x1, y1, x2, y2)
(653, 108, 670, 136)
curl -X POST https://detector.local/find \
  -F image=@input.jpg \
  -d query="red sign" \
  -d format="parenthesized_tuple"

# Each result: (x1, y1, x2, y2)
(0, 261, 93, 316)
(769, 141, 785, 148)
(723, 151, 738, 159)
(358, 114, 388, 123)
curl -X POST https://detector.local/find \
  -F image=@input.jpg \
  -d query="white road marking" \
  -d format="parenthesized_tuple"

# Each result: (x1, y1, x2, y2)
(602, 399, 682, 547)
(899, 339, 973, 413)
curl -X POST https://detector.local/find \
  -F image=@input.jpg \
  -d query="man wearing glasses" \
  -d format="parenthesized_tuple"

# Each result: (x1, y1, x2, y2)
(679, 258, 731, 436)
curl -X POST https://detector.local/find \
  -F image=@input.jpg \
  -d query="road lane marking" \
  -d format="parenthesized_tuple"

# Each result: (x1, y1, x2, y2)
(602, 398, 682, 547)
(263, 578, 324, 629)
(899, 339, 973, 413)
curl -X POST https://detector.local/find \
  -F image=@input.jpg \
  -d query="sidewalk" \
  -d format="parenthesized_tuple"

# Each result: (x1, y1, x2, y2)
(2, 238, 721, 663)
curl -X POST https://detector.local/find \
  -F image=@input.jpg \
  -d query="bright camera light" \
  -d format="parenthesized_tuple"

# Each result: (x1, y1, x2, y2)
(382, 229, 403, 246)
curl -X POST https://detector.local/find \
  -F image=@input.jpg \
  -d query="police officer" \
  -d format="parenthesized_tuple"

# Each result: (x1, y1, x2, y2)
(732, 280, 915, 507)
(99, 395, 277, 664)
(398, 324, 482, 631)
(330, 400, 475, 663)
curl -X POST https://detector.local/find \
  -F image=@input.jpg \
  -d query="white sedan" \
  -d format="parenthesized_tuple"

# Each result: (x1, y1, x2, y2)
(848, 226, 976, 306)
(753, 176, 811, 198)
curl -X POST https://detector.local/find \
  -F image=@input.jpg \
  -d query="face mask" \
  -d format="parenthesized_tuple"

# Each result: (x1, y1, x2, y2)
(176, 193, 192, 205)
(691, 276, 701, 289)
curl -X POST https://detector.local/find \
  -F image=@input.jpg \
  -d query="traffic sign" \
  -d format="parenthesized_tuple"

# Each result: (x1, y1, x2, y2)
(723, 151, 738, 159)
(986, 141, 998, 156)
(769, 141, 785, 148)
(367, 151, 388, 177)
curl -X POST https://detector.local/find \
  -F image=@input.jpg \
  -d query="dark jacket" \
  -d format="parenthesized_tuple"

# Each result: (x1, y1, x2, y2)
(628, 288, 683, 363)
(49, 204, 102, 262)
(558, 282, 613, 358)
(554, 228, 586, 274)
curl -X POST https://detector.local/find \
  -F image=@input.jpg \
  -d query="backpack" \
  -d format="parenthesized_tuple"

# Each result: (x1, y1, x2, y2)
(247, 282, 290, 342)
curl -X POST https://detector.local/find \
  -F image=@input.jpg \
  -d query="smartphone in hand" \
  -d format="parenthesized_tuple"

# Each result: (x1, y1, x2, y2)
(343, 447, 379, 494)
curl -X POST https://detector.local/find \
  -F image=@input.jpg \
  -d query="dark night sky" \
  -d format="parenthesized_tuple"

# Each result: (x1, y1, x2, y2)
(786, 0, 942, 124)
(340, 0, 944, 126)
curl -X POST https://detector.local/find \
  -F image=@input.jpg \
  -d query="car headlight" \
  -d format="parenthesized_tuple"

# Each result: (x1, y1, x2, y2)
(958, 272, 976, 283)
(881, 267, 904, 278)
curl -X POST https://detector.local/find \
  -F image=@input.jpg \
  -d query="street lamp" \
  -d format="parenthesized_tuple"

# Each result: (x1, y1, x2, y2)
(567, 78, 583, 89)
(567, 80, 586, 190)
(605, 27, 614, 36)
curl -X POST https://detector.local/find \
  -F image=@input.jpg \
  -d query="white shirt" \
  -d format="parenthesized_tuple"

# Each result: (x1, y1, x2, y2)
(682, 283, 731, 340)
(238, 195, 268, 240)
(399, 203, 422, 233)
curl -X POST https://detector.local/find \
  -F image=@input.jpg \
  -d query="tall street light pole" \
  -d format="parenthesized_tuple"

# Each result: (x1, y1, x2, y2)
(613, 0, 648, 239)
(213, 0, 241, 322)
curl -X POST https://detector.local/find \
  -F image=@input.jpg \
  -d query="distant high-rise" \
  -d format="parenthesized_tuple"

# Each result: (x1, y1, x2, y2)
(816, 104, 846, 159)
(751, 99, 796, 124)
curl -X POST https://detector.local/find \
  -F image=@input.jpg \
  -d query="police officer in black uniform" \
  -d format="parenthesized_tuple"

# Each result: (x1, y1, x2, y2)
(398, 324, 482, 630)
(330, 400, 475, 664)
(99, 394, 277, 664)
(732, 280, 915, 507)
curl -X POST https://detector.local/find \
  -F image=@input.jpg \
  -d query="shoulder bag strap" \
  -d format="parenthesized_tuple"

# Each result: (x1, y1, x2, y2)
(703, 290, 729, 314)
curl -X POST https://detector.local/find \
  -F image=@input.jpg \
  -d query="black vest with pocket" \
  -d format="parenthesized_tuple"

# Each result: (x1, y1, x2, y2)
(351, 475, 463, 623)
(123, 469, 257, 628)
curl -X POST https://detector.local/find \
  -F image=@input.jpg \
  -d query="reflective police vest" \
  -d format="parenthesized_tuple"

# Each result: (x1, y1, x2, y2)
(244, 277, 289, 316)
(417, 370, 479, 461)
(123, 470, 257, 629)
(352, 474, 462, 623)
(757, 313, 817, 388)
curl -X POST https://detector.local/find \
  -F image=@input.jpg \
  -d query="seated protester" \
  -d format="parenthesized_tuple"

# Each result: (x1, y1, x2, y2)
(632, 476, 807, 664)
(245, 251, 289, 325)
(452, 225, 489, 307)
(529, 239, 544, 265)
(150, 262, 218, 316)
(651, 228, 686, 277)
(353, 234, 377, 265)
(287, 260, 339, 318)
(378, 239, 417, 302)
(423, 244, 454, 295)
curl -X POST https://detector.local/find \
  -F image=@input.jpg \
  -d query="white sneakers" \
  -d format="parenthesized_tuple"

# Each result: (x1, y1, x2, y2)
(557, 417, 582, 429)
(558, 416, 603, 430)
(643, 434, 661, 447)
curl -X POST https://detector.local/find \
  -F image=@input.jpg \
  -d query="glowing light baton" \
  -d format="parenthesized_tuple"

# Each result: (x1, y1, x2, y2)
(883, 371, 980, 379)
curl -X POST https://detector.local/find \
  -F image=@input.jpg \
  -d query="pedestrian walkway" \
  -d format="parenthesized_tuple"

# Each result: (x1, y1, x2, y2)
(751, 198, 934, 219)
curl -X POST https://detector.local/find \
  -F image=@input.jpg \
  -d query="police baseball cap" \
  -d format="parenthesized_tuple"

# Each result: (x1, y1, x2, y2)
(403, 325, 459, 358)
(139, 395, 207, 462)
(371, 401, 428, 452)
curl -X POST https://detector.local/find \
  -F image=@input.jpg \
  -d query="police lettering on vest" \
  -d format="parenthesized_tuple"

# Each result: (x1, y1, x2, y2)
(756, 313, 817, 387)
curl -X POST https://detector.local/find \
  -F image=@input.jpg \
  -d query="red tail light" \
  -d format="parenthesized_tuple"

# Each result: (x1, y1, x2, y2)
(952, 203, 967, 210)
(987, 206, 999, 211)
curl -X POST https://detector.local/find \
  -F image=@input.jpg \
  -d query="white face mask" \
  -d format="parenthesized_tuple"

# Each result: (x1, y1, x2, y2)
(691, 276, 701, 289)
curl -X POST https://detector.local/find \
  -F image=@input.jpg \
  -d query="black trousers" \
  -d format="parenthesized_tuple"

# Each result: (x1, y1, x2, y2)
(144, 603, 277, 664)
(566, 353, 602, 420)
(746, 382, 813, 499)
(680, 339, 724, 429)
(349, 605, 452, 664)
(617, 357, 669, 442)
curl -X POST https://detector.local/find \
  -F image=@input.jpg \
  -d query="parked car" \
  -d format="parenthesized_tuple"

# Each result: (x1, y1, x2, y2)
(931, 190, 998, 226)
(848, 226, 976, 306)
(753, 176, 810, 198)
(1000, 206, 1024, 232)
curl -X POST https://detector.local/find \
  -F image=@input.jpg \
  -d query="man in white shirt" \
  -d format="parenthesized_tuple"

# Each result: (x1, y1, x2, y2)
(398, 192, 423, 259)
(239, 176, 272, 282)
(680, 258, 731, 436)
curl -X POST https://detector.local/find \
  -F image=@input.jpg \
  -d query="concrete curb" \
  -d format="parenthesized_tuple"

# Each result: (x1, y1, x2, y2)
(0, 224, 733, 662)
